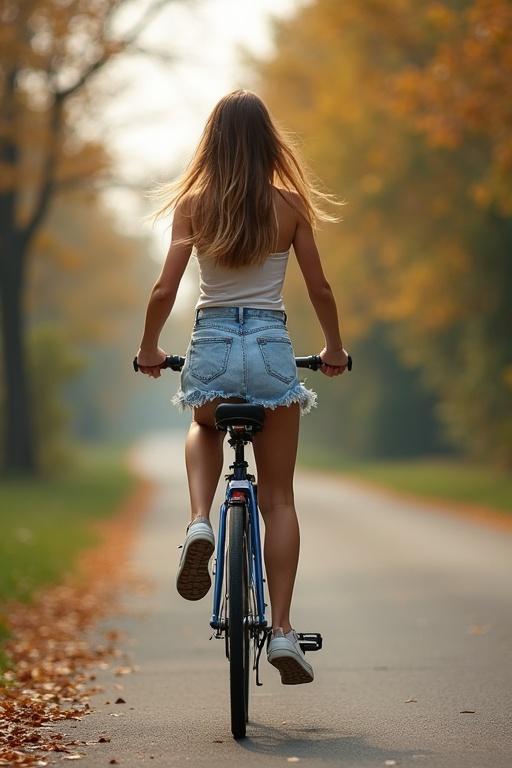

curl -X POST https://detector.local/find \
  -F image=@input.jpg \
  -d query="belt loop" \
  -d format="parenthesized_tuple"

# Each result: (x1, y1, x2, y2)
(195, 308, 200, 323)
(283, 310, 288, 325)
(238, 306, 243, 324)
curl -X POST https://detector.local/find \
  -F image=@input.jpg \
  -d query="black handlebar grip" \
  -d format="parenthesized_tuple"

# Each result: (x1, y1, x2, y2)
(295, 354, 352, 371)
(163, 355, 186, 371)
(295, 355, 321, 370)
(133, 355, 185, 373)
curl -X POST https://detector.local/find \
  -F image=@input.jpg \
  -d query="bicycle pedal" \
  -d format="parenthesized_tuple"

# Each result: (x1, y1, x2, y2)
(297, 632, 323, 652)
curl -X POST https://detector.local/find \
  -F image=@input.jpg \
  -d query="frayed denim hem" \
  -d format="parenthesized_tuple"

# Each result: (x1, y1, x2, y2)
(170, 381, 318, 416)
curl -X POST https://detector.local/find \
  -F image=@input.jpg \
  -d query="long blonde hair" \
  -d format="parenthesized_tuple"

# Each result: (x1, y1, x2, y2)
(145, 89, 344, 268)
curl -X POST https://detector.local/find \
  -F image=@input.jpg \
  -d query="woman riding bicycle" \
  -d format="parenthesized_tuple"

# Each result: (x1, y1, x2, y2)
(135, 89, 349, 685)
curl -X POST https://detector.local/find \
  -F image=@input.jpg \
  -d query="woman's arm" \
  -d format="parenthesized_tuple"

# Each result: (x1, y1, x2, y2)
(136, 197, 193, 378)
(292, 195, 349, 377)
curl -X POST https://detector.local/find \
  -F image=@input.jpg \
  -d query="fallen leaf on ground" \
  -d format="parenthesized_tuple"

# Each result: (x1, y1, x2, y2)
(467, 625, 490, 635)
(113, 667, 134, 677)
(0, 479, 152, 768)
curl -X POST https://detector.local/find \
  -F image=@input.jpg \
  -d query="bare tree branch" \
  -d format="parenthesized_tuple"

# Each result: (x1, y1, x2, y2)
(118, 0, 175, 46)
(22, 96, 64, 246)
(24, 0, 178, 242)
(123, 43, 178, 65)
(54, 0, 175, 100)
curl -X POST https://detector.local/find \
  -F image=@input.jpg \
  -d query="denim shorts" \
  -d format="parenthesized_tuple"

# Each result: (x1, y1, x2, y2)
(171, 306, 318, 415)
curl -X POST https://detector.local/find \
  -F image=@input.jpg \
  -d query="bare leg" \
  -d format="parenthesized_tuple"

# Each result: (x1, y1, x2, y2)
(252, 403, 300, 634)
(185, 398, 227, 523)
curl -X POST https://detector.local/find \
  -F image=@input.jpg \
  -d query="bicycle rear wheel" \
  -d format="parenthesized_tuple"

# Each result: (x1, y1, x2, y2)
(227, 503, 250, 739)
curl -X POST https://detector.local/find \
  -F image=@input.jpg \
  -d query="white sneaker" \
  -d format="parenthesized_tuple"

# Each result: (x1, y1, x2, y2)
(176, 517, 215, 601)
(267, 627, 314, 685)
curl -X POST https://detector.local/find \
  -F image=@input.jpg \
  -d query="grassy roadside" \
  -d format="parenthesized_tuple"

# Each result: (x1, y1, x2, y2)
(297, 449, 512, 514)
(0, 443, 138, 669)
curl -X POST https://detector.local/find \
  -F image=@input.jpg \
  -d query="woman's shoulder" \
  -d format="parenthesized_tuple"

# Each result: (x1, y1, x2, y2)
(273, 186, 307, 219)
(177, 193, 201, 242)
(175, 193, 197, 216)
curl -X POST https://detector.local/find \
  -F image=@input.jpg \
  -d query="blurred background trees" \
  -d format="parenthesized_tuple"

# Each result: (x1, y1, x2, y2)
(0, 0, 173, 475)
(1, 0, 510, 479)
(252, 0, 512, 466)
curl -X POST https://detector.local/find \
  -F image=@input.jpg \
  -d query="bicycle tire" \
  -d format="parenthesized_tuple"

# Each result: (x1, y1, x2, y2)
(227, 503, 249, 739)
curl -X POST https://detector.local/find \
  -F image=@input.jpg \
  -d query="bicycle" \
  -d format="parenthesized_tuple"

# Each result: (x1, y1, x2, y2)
(133, 351, 352, 739)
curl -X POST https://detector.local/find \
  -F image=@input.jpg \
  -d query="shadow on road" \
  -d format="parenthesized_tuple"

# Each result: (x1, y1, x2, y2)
(240, 721, 433, 764)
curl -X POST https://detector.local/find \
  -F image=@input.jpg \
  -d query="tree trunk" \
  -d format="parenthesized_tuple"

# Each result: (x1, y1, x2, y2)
(0, 232, 37, 475)
(0, 2, 171, 475)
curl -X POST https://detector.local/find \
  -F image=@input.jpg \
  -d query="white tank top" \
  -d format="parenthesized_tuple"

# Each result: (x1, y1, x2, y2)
(194, 248, 290, 311)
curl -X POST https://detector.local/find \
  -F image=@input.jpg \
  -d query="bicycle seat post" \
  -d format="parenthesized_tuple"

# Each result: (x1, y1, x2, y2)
(228, 426, 251, 481)
(215, 403, 266, 482)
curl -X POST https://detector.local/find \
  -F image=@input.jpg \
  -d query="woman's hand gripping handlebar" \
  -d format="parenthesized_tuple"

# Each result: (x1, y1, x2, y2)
(295, 354, 352, 372)
(133, 355, 185, 373)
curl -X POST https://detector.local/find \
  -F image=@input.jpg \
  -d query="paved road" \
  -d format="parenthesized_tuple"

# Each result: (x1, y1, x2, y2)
(70, 431, 512, 768)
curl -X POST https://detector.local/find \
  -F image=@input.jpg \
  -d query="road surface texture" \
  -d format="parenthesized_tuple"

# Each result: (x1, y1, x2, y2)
(69, 431, 512, 768)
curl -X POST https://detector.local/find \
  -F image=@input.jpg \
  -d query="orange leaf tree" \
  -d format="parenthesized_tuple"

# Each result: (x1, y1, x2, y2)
(251, 0, 512, 464)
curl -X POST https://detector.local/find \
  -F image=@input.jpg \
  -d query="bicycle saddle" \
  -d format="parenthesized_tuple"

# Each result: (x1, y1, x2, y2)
(215, 403, 265, 431)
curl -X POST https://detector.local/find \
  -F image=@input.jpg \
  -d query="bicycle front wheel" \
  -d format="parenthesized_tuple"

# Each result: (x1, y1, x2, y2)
(227, 503, 250, 739)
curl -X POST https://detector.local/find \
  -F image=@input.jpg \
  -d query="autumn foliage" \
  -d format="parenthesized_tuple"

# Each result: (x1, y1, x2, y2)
(0, 0, 167, 474)
(253, 0, 512, 465)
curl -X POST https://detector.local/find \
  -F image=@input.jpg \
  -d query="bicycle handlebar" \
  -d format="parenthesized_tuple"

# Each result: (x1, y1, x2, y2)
(133, 353, 352, 373)
(295, 354, 352, 371)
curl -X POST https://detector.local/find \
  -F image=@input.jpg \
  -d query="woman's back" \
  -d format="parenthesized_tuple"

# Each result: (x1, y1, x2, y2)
(194, 248, 289, 310)
(193, 187, 298, 311)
